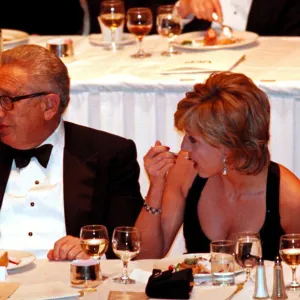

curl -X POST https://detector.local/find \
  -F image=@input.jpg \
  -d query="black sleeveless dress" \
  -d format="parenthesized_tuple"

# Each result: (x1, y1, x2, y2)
(183, 161, 284, 261)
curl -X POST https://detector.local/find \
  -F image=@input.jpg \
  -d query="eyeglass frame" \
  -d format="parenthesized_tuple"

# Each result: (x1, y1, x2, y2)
(0, 92, 52, 111)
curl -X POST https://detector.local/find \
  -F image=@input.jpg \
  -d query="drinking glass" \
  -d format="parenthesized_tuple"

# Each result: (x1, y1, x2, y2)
(156, 5, 182, 56)
(80, 224, 109, 286)
(99, 0, 125, 51)
(127, 7, 153, 58)
(112, 226, 141, 284)
(235, 232, 262, 282)
(210, 240, 235, 286)
(279, 233, 300, 290)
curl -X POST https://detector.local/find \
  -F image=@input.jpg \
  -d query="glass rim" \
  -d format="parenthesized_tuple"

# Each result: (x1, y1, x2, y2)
(280, 233, 300, 239)
(210, 239, 234, 246)
(127, 7, 152, 12)
(81, 224, 107, 231)
(114, 226, 138, 232)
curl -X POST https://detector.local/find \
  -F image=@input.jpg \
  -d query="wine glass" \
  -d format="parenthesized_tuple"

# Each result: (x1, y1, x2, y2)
(112, 226, 141, 284)
(279, 233, 300, 290)
(80, 225, 109, 283)
(99, 0, 125, 52)
(156, 5, 182, 56)
(235, 232, 262, 282)
(127, 7, 153, 58)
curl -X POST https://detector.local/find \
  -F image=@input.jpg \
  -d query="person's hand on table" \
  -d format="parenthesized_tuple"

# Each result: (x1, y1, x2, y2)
(178, 0, 223, 22)
(47, 235, 89, 261)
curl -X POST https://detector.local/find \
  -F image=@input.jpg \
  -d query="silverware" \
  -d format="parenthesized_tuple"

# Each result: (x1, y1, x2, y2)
(212, 12, 233, 38)
(225, 282, 245, 300)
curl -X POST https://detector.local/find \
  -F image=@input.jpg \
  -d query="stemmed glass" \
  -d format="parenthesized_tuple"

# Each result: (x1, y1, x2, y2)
(99, 0, 125, 52)
(112, 226, 141, 284)
(80, 225, 109, 284)
(279, 233, 300, 290)
(235, 232, 262, 282)
(127, 7, 153, 58)
(156, 5, 182, 56)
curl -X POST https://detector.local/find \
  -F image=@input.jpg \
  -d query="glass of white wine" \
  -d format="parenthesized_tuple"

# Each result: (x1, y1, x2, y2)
(235, 232, 262, 282)
(112, 226, 140, 284)
(156, 4, 182, 56)
(80, 225, 109, 282)
(279, 233, 300, 290)
(99, 0, 125, 51)
(127, 7, 153, 58)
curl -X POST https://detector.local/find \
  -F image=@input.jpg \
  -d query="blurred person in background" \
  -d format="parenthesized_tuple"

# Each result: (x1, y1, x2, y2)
(135, 71, 300, 260)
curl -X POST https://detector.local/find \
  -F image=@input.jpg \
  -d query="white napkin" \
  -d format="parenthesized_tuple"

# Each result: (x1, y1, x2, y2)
(130, 269, 152, 283)
(0, 267, 8, 281)
(9, 281, 80, 300)
(160, 52, 245, 74)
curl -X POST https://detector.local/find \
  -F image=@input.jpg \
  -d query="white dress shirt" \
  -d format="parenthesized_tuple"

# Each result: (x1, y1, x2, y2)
(180, 0, 253, 31)
(213, 0, 253, 31)
(0, 120, 66, 259)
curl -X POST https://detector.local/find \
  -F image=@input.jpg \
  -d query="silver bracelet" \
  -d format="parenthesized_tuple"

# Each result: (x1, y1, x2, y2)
(143, 200, 162, 215)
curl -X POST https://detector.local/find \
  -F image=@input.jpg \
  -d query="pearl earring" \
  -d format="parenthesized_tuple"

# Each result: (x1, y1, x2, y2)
(222, 156, 227, 176)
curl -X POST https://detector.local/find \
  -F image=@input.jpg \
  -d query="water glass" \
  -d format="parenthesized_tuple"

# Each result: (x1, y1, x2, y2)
(210, 240, 235, 286)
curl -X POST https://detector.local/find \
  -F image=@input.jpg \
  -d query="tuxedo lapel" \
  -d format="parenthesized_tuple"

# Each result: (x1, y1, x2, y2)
(0, 145, 13, 209)
(63, 123, 98, 236)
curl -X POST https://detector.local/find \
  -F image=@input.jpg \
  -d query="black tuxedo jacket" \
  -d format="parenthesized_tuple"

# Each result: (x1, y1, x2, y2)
(0, 121, 143, 258)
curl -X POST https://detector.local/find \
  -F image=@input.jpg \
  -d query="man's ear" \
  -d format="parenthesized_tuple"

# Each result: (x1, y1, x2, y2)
(41, 94, 60, 120)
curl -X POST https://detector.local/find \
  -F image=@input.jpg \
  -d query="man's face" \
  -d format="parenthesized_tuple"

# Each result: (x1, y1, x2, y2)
(0, 65, 47, 149)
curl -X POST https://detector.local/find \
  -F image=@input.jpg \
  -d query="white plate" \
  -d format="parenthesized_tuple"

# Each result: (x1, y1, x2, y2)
(2, 29, 30, 47)
(7, 250, 36, 271)
(174, 31, 259, 51)
(88, 33, 135, 46)
(155, 253, 244, 280)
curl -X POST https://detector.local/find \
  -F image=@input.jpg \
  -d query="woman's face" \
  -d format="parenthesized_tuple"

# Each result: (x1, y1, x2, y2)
(181, 129, 224, 178)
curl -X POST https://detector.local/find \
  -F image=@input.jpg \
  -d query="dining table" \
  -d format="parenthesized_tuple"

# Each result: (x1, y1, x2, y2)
(6, 256, 300, 300)
(9, 33, 297, 197)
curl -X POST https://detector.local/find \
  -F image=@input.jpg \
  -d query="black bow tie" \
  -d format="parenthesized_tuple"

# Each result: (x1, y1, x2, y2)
(13, 144, 53, 169)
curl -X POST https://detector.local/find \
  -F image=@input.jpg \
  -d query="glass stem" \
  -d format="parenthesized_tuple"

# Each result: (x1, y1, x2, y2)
(167, 39, 174, 54)
(245, 268, 251, 281)
(122, 260, 129, 279)
(111, 28, 117, 52)
(291, 267, 298, 285)
(136, 37, 144, 55)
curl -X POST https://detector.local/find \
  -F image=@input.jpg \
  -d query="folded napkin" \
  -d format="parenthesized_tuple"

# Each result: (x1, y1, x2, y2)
(0, 282, 20, 300)
(145, 269, 194, 299)
(9, 281, 80, 300)
(160, 52, 245, 74)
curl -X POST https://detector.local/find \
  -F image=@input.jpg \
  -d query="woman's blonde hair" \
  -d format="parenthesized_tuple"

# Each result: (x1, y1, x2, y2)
(175, 71, 270, 175)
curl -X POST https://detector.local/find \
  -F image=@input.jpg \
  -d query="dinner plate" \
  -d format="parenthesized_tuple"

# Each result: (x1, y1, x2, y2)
(7, 250, 36, 271)
(174, 31, 259, 51)
(2, 29, 30, 47)
(88, 33, 135, 46)
(155, 253, 244, 280)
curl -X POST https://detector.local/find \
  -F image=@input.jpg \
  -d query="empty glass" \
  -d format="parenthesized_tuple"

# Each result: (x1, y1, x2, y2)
(156, 5, 182, 56)
(112, 226, 140, 284)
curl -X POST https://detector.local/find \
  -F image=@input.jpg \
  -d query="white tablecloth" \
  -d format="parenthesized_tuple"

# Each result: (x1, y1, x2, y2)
(23, 35, 300, 196)
(6, 258, 300, 300)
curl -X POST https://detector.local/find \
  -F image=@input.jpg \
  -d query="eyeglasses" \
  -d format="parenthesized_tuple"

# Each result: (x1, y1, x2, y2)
(0, 92, 52, 111)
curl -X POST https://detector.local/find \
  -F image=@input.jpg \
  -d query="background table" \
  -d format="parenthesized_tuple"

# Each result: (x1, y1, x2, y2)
(27, 35, 300, 196)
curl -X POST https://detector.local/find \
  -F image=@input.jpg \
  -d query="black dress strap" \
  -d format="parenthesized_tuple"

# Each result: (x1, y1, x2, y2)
(259, 162, 284, 260)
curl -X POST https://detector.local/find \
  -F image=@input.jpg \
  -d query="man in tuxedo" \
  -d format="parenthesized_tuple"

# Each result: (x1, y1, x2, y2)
(0, 44, 143, 260)
(178, 0, 300, 36)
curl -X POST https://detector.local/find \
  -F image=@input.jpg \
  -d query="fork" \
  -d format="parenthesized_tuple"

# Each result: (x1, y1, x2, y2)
(212, 12, 233, 38)
(225, 282, 245, 300)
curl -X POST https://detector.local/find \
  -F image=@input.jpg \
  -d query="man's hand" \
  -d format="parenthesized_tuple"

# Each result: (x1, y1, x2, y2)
(178, 0, 223, 23)
(47, 235, 89, 261)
